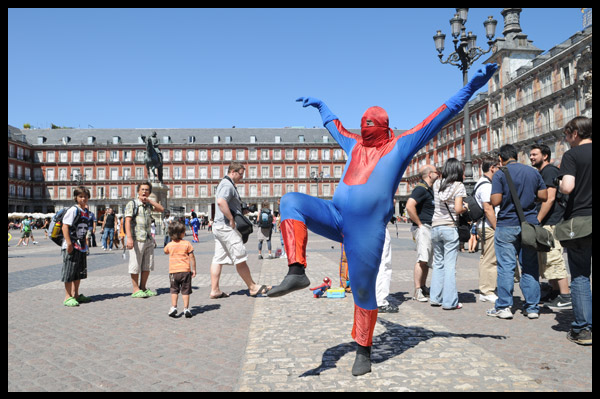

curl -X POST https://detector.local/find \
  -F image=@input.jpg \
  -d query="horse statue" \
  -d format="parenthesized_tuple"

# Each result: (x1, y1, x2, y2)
(141, 131, 163, 184)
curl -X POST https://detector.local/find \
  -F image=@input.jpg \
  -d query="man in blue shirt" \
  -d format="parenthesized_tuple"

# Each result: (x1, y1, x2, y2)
(488, 144, 547, 320)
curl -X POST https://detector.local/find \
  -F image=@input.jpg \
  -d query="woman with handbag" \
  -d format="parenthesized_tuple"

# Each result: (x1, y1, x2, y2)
(430, 158, 468, 310)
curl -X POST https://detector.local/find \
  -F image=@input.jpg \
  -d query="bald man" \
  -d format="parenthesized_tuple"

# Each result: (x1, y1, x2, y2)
(405, 165, 439, 301)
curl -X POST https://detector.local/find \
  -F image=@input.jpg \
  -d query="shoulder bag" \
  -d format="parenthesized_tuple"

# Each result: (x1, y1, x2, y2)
(222, 176, 253, 243)
(443, 202, 471, 242)
(501, 167, 554, 252)
(554, 215, 592, 248)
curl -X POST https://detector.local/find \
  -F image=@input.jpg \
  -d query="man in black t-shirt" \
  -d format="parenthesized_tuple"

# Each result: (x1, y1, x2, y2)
(100, 208, 116, 250)
(559, 116, 592, 346)
(405, 165, 438, 302)
(529, 144, 570, 310)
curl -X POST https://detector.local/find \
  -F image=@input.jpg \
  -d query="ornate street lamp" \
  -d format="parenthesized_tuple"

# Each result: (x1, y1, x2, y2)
(434, 9, 497, 193)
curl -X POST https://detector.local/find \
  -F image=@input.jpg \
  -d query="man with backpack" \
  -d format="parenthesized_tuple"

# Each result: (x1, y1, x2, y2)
(257, 201, 274, 259)
(125, 182, 164, 298)
(474, 158, 500, 304)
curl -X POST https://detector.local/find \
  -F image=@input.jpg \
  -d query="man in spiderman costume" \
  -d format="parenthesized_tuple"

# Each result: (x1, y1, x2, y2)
(267, 63, 498, 376)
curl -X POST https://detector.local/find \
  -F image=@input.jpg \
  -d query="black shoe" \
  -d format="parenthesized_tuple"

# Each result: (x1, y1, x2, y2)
(378, 303, 399, 313)
(266, 274, 310, 297)
(352, 345, 372, 376)
(567, 329, 592, 346)
(545, 294, 572, 311)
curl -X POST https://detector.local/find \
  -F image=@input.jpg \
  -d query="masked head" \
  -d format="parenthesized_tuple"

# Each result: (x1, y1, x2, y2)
(361, 106, 393, 147)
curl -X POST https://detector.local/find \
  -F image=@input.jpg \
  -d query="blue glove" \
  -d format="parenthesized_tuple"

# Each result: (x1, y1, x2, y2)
(445, 63, 498, 114)
(296, 97, 338, 126)
(468, 63, 499, 92)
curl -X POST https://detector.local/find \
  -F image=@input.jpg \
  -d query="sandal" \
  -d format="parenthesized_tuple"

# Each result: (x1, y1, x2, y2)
(63, 297, 80, 307)
(143, 289, 156, 297)
(131, 290, 148, 298)
(210, 292, 229, 299)
(77, 294, 91, 303)
(250, 285, 270, 297)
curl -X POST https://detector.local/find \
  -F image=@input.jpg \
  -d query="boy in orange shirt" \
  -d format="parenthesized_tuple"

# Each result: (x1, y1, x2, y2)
(164, 222, 196, 318)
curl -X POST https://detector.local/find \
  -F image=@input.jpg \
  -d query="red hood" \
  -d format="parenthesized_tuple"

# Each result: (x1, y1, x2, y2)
(361, 106, 393, 147)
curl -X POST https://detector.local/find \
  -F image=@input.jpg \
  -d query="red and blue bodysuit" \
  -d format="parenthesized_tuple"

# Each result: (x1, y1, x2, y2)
(267, 64, 498, 375)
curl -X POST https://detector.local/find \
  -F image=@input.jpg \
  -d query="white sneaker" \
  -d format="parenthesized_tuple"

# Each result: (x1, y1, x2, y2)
(413, 288, 428, 302)
(486, 307, 513, 319)
(168, 307, 178, 317)
(479, 293, 498, 303)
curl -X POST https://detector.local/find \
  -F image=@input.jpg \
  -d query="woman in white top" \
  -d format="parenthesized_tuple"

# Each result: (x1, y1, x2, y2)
(430, 158, 467, 310)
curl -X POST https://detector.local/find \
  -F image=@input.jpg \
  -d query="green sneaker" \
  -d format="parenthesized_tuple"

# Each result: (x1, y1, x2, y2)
(143, 289, 156, 297)
(63, 297, 80, 307)
(131, 290, 148, 298)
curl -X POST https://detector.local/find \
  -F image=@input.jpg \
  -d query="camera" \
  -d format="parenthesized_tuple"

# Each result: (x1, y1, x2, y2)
(241, 202, 257, 213)
(552, 175, 563, 187)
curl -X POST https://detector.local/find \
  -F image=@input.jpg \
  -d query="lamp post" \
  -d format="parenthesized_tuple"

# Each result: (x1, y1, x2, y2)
(433, 8, 497, 194)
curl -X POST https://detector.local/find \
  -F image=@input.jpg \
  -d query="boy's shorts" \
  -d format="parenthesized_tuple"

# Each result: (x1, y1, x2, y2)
(169, 272, 193, 295)
(61, 249, 88, 282)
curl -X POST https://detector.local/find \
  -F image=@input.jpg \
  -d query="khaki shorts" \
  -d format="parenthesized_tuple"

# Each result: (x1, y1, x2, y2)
(538, 225, 567, 280)
(410, 224, 433, 266)
(212, 223, 248, 265)
(128, 238, 155, 274)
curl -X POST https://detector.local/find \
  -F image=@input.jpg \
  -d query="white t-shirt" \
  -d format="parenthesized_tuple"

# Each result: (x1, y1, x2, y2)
(473, 176, 498, 229)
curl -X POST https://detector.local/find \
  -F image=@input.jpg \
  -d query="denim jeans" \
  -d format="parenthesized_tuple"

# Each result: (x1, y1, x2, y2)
(101, 228, 114, 250)
(494, 225, 540, 314)
(567, 244, 592, 332)
(430, 225, 460, 309)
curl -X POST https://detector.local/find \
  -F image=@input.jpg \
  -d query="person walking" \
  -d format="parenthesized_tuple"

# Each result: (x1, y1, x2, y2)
(429, 158, 467, 310)
(487, 144, 547, 320)
(100, 208, 116, 250)
(125, 181, 165, 298)
(405, 164, 438, 302)
(558, 116, 592, 345)
(257, 201, 274, 259)
(210, 162, 270, 299)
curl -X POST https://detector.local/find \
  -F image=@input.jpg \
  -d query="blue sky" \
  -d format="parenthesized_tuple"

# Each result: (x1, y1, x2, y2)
(8, 8, 587, 130)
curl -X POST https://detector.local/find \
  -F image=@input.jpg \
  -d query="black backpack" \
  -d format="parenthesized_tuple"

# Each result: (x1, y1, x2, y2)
(463, 180, 490, 223)
(259, 209, 273, 228)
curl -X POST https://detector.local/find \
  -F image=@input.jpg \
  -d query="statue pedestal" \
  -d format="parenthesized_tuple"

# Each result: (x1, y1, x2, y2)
(149, 183, 169, 234)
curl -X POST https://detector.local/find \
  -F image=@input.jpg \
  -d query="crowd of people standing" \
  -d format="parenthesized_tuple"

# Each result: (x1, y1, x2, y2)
(403, 116, 591, 346)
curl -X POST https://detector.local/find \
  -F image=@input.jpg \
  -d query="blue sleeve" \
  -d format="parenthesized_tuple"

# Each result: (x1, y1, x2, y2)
(394, 104, 455, 161)
(324, 119, 358, 154)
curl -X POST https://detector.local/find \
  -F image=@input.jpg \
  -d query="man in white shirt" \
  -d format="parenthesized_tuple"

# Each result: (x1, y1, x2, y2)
(474, 158, 499, 303)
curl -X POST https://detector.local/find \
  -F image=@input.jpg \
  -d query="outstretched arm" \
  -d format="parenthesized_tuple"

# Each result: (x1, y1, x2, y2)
(394, 63, 498, 158)
(445, 63, 498, 114)
(296, 97, 358, 153)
